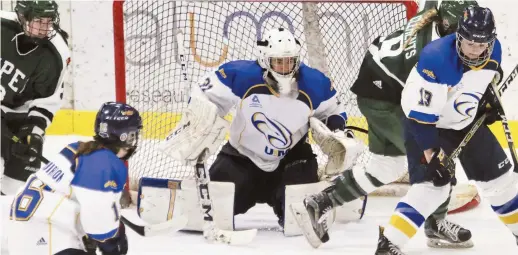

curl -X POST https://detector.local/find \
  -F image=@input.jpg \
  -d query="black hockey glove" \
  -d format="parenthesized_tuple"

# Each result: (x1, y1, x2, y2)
(424, 148, 456, 187)
(82, 236, 97, 254)
(11, 124, 44, 168)
(98, 222, 128, 255)
(482, 104, 502, 126)
(479, 68, 505, 126)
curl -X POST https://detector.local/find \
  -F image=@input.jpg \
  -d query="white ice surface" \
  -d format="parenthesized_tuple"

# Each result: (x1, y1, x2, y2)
(1, 135, 518, 254)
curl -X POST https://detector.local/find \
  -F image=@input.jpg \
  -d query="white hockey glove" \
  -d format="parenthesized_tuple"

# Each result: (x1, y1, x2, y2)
(310, 117, 365, 177)
(158, 95, 229, 165)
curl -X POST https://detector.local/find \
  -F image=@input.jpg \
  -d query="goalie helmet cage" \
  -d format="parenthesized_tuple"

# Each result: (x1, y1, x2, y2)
(112, 0, 418, 194)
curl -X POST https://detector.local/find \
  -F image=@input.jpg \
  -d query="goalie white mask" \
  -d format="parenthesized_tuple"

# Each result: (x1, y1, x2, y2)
(257, 27, 301, 95)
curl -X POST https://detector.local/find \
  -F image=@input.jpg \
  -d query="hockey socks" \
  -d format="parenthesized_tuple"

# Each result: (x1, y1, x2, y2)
(476, 170, 518, 238)
(489, 185, 518, 236)
(328, 154, 407, 204)
(384, 183, 450, 247)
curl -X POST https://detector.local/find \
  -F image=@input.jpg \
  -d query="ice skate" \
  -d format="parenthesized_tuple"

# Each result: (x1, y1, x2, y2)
(290, 191, 335, 248)
(424, 216, 473, 248)
(374, 226, 405, 255)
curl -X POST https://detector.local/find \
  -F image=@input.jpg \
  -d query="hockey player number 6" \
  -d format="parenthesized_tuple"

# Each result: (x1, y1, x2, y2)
(12, 176, 49, 221)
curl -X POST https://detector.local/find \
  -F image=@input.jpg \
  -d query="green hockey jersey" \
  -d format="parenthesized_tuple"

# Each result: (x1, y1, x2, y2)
(350, 1, 440, 104)
(1, 11, 70, 132)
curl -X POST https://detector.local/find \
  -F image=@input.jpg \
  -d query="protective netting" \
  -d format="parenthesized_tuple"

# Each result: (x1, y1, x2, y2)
(118, 1, 416, 190)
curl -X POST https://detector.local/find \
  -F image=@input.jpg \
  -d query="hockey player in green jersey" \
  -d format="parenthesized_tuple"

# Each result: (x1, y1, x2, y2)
(1, 1, 70, 195)
(291, 0, 488, 249)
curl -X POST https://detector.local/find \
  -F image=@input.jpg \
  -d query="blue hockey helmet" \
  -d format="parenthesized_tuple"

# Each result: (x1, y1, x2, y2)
(456, 6, 496, 66)
(94, 102, 143, 160)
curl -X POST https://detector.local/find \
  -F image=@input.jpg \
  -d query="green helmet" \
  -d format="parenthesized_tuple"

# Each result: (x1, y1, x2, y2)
(14, 1, 61, 42)
(437, 0, 479, 37)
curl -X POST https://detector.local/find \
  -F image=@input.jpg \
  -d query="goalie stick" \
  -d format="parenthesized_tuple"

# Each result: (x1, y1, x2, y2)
(3, 133, 187, 237)
(120, 215, 188, 237)
(176, 30, 257, 245)
(194, 150, 258, 245)
(488, 64, 518, 173)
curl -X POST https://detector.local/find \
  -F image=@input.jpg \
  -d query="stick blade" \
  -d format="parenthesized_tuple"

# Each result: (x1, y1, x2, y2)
(212, 228, 257, 245)
(145, 215, 189, 236)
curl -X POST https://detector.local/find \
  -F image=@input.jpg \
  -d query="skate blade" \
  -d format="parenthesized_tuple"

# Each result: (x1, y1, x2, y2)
(290, 202, 323, 249)
(426, 238, 474, 248)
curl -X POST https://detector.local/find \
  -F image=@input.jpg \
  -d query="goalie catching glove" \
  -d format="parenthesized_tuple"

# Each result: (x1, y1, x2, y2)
(309, 117, 365, 177)
(158, 95, 229, 165)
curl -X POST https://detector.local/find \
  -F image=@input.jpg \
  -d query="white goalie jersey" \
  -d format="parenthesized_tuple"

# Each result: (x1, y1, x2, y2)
(195, 60, 347, 171)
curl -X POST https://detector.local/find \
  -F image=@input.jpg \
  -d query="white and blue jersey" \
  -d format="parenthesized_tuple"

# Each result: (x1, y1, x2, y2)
(198, 60, 347, 171)
(401, 33, 502, 150)
(10, 142, 127, 244)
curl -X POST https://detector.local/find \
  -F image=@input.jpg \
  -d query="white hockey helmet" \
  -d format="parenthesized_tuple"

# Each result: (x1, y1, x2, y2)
(257, 28, 301, 93)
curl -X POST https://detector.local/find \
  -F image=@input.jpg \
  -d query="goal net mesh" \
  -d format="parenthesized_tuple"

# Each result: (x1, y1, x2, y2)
(117, 1, 417, 191)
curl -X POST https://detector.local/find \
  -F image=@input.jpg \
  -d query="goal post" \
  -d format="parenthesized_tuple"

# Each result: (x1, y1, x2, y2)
(112, 0, 419, 195)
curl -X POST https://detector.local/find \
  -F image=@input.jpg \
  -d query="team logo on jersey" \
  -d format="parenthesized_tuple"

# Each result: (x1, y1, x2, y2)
(250, 95, 262, 108)
(251, 112, 292, 157)
(104, 180, 118, 189)
(453, 92, 483, 120)
(421, 69, 436, 80)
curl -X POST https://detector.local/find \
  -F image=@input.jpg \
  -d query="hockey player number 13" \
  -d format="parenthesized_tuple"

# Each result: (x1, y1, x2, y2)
(418, 87, 432, 107)
(11, 176, 49, 221)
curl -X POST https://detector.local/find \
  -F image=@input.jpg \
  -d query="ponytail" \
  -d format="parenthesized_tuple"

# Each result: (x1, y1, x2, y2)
(403, 9, 439, 49)
(75, 140, 104, 158)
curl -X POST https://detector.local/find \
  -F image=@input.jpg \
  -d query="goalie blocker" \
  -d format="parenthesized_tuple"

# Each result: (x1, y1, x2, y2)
(136, 177, 366, 236)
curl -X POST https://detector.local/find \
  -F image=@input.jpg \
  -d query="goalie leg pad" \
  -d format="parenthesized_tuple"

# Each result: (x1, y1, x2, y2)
(138, 177, 235, 232)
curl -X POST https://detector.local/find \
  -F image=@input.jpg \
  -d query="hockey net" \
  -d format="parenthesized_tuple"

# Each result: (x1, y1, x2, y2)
(113, 0, 418, 194)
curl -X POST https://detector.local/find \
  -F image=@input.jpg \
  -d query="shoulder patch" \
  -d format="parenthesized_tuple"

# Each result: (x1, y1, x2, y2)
(422, 69, 436, 80)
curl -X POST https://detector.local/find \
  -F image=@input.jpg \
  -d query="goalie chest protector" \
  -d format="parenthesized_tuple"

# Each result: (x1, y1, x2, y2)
(211, 60, 341, 168)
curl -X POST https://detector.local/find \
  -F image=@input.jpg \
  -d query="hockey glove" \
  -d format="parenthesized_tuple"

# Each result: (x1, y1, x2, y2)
(98, 222, 128, 255)
(479, 69, 504, 126)
(11, 124, 44, 168)
(82, 236, 97, 254)
(424, 148, 456, 187)
(482, 104, 502, 126)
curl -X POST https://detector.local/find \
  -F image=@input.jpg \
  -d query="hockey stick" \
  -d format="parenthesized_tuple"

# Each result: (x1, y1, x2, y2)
(194, 149, 257, 245)
(488, 64, 518, 172)
(120, 215, 188, 237)
(3, 133, 187, 237)
(448, 112, 487, 162)
(175, 30, 256, 245)
(345, 125, 368, 134)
